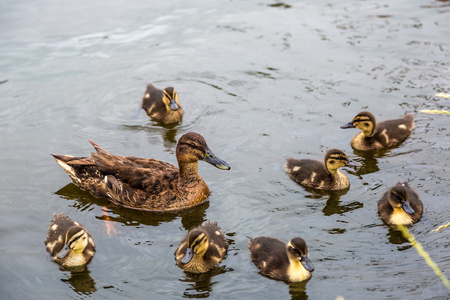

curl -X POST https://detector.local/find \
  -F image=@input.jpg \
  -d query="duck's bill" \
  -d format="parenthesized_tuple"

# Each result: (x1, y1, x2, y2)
(340, 122, 355, 129)
(204, 148, 231, 170)
(57, 244, 72, 259)
(402, 201, 415, 215)
(169, 99, 179, 111)
(346, 158, 362, 167)
(180, 247, 194, 265)
(300, 255, 315, 272)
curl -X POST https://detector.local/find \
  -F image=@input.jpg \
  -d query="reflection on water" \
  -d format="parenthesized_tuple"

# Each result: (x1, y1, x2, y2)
(121, 122, 179, 151)
(60, 267, 97, 295)
(303, 187, 364, 217)
(55, 183, 209, 230)
(180, 266, 231, 299)
(386, 226, 410, 247)
(289, 281, 309, 300)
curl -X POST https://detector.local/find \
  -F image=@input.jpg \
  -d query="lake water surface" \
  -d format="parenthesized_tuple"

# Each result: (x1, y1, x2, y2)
(1, 0, 449, 299)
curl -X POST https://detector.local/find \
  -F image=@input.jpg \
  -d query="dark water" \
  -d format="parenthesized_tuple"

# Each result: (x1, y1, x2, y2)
(1, 0, 449, 299)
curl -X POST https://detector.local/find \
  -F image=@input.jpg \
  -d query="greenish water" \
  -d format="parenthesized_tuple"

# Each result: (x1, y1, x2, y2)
(1, 0, 449, 299)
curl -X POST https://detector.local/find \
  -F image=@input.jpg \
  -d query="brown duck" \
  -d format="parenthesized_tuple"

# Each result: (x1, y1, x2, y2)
(141, 84, 184, 124)
(175, 221, 228, 273)
(51, 132, 230, 211)
(44, 213, 95, 268)
(285, 149, 361, 190)
(378, 182, 423, 225)
(341, 111, 414, 150)
(248, 236, 314, 282)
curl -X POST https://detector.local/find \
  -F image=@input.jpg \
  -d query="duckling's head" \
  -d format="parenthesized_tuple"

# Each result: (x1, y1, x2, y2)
(341, 111, 376, 137)
(180, 229, 210, 265)
(57, 226, 89, 259)
(388, 184, 415, 215)
(286, 237, 314, 272)
(324, 149, 361, 172)
(162, 87, 181, 111)
(176, 132, 231, 170)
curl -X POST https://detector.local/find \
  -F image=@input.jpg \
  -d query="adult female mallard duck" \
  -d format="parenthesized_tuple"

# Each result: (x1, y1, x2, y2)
(248, 236, 314, 283)
(378, 182, 423, 225)
(175, 221, 228, 273)
(44, 213, 95, 268)
(285, 149, 361, 190)
(51, 132, 230, 211)
(340, 111, 414, 151)
(142, 84, 184, 124)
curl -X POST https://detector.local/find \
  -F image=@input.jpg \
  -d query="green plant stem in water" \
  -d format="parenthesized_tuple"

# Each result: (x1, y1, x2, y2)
(397, 225, 450, 290)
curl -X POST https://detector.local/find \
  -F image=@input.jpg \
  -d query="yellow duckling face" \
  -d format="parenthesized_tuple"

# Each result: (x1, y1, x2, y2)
(180, 229, 209, 265)
(57, 226, 89, 259)
(388, 185, 415, 215)
(325, 149, 361, 172)
(287, 238, 314, 272)
(341, 111, 376, 137)
(162, 87, 181, 112)
(176, 132, 231, 170)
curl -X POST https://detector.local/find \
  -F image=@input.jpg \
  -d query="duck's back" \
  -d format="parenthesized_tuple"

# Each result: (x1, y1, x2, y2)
(142, 84, 166, 117)
(286, 158, 332, 188)
(249, 237, 289, 281)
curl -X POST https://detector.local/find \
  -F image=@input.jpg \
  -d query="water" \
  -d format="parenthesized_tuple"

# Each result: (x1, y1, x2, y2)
(1, 0, 449, 299)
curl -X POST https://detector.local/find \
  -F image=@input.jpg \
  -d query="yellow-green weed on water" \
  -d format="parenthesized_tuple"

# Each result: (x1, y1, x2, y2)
(397, 225, 450, 290)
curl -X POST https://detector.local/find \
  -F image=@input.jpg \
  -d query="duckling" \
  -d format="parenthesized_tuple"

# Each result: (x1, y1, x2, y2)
(285, 149, 361, 190)
(44, 213, 95, 268)
(378, 182, 423, 225)
(248, 236, 314, 283)
(340, 111, 414, 150)
(51, 132, 230, 211)
(142, 84, 184, 124)
(175, 221, 228, 273)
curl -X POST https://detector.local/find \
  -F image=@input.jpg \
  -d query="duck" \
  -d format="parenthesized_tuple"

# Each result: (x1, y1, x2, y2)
(247, 236, 314, 283)
(44, 213, 95, 268)
(340, 111, 414, 151)
(378, 182, 423, 225)
(175, 221, 228, 273)
(51, 132, 230, 211)
(141, 84, 184, 125)
(285, 149, 361, 190)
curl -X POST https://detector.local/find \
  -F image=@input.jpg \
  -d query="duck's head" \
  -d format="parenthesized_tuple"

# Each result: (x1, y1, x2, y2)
(341, 111, 376, 137)
(57, 226, 89, 259)
(180, 229, 209, 265)
(286, 237, 314, 272)
(388, 184, 415, 215)
(324, 149, 361, 172)
(176, 132, 231, 170)
(162, 87, 181, 111)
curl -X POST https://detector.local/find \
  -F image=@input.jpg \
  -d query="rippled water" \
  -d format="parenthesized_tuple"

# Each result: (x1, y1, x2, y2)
(1, 0, 449, 299)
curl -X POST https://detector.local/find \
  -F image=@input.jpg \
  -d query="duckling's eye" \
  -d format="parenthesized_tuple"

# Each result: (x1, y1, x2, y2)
(329, 160, 335, 164)
(393, 193, 402, 201)
(364, 122, 369, 127)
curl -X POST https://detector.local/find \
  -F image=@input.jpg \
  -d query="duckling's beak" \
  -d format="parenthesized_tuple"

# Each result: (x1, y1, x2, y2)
(169, 99, 179, 111)
(346, 158, 362, 167)
(204, 147, 231, 170)
(57, 244, 72, 259)
(180, 247, 194, 265)
(340, 121, 355, 129)
(402, 201, 415, 215)
(300, 255, 315, 272)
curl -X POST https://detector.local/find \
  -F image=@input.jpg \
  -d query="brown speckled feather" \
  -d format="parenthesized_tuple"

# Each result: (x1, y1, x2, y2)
(378, 182, 423, 224)
(142, 84, 184, 124)
(175, 221, 228, 273)
(52, 132, 229, 211)
(44, 213, 95, 267)
(248, 237, 291, 281)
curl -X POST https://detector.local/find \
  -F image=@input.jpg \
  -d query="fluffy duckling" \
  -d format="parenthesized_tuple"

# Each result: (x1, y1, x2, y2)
(248, 236, 314, 283)
(285, 149, 361, 190)
(142, 84, 184, 124)
(378, 182, 423, 225)
(341, 111, 414, 150)
(175, 221, 228, 273)
(44, 214, 95, 268)
(51, 132, 230, 211)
